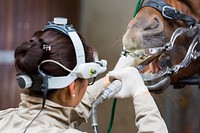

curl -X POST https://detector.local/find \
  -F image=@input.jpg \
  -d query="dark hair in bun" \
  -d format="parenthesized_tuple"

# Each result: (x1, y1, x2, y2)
(14, 30, 95, 76)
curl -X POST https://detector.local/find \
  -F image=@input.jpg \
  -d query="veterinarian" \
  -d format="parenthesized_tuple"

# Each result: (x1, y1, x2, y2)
(0, 17, 168, 133)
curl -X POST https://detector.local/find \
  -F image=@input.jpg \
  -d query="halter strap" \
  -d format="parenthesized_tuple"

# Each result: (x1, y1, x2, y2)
(142, 0, 196, 26)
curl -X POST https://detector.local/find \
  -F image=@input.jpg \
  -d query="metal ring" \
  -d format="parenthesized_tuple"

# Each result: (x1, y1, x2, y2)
(162, 6, 177, 19)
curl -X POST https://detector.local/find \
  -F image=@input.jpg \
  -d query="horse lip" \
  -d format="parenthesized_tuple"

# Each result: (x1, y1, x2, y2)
(138, 53, 169, 74)
(145, 76, 171, 93)
(138, 54, 171, 93)
(140, 65, 170, 93)
(140, 66, 170, 82)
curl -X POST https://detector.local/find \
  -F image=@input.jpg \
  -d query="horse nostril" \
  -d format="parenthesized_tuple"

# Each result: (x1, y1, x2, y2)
(143, 17, 159, 31)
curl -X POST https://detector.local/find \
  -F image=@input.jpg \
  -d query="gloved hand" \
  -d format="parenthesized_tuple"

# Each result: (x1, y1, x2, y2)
(108, 67, 148, 99)
(114, 55, 144, 70)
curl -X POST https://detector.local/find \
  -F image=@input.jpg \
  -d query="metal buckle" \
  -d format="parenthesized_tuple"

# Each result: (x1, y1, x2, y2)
(162, 6, 177, 19)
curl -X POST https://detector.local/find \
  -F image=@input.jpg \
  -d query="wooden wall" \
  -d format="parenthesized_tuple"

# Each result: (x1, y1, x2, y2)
(0, 0, 80, 109)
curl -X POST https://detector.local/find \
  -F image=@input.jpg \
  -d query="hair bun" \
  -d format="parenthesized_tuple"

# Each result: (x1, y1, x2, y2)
(14, 39, 44, 74)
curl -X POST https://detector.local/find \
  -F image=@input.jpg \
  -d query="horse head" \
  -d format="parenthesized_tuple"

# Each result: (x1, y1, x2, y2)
(123, 0, 200, 92)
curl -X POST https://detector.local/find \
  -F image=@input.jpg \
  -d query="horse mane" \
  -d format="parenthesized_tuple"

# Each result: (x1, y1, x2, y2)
(179, 0, 192, 9)
(166, 0, 200, 22)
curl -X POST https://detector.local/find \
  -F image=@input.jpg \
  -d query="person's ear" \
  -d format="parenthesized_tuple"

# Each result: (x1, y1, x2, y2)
(68, 81, 76, 98)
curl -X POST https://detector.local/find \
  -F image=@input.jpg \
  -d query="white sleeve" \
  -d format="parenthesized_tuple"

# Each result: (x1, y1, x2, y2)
(133, 92, 168, 133)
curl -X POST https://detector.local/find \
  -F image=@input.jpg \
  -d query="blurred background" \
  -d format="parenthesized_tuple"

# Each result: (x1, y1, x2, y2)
(0, 0, 199, 133)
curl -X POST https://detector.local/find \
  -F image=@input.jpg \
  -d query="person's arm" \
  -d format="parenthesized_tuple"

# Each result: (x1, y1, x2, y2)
(80, 76, 110, 107)
(109, 67, 168, 133)
(85, 76, 110, 104)
(75, 76, 110, 118)
(134, 92, 168, 133)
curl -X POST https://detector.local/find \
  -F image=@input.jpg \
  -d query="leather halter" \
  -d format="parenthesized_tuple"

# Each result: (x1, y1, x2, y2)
(142, 0, 196, 26)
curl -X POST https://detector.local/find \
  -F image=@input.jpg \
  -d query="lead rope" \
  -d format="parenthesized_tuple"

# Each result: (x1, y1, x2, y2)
(106, 1, 143, 133)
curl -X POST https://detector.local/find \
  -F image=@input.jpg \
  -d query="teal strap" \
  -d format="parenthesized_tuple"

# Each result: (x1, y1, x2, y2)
(133, 0, 143, 17)
(106, 98, 117, 133)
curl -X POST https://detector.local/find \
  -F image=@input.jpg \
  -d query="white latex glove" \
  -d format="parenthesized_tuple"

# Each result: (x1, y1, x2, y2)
(108, 67, 148, 99)
(114, 55, 144, 70)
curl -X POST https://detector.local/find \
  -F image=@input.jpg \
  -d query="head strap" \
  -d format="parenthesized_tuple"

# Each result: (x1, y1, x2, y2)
(43, 17, 85, 66)
(142, 0, 196, 26)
